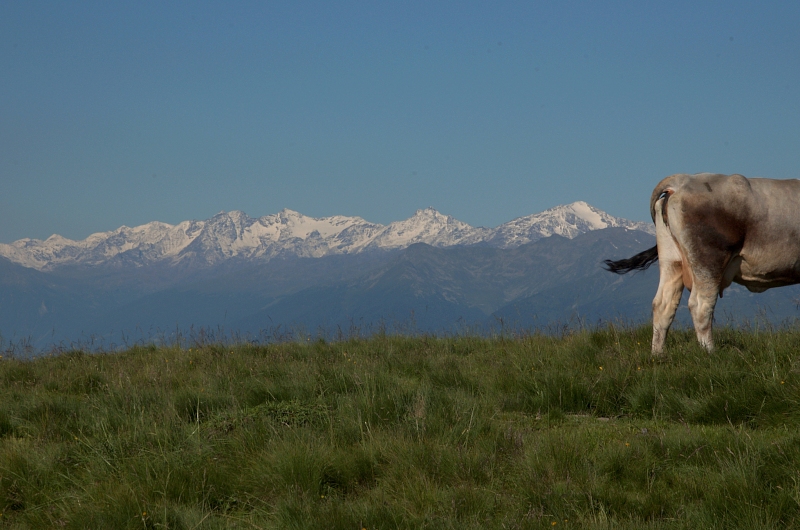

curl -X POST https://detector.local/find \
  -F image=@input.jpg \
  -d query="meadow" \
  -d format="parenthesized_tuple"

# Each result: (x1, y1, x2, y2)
(1, 325, 800, 528)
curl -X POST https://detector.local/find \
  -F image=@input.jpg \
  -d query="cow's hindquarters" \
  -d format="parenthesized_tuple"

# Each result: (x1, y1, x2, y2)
(652, 197, 685, 354)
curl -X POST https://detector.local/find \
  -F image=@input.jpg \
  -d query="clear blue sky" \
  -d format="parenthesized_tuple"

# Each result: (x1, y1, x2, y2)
(2, 1, 799, 243)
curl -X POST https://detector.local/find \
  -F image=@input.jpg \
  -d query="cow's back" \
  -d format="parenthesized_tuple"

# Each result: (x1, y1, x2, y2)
(659, 173, 800, 289)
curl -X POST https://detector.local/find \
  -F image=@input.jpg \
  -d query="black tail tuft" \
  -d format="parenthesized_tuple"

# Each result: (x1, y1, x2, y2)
(603, 245, 659, 274)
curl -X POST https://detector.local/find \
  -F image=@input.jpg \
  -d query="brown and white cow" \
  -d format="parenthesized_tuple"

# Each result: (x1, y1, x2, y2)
(605, 173, 800, 354)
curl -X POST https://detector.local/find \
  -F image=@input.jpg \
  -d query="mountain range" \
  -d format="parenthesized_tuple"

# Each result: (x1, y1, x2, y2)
(0, 202, 651, 270)
(1, 202, 798, 353)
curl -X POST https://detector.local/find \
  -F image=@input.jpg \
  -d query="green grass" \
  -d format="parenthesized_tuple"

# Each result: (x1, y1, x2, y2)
(1, 326, 800, 528)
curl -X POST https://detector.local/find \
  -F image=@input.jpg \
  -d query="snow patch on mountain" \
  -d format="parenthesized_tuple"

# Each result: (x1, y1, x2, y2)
(0, 202, 653, 270)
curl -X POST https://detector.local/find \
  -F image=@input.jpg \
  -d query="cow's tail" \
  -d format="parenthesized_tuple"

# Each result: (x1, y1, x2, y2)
(603, 245, 659, 274)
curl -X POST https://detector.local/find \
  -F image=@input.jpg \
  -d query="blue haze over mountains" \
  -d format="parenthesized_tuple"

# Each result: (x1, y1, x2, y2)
(1, 203, 799, 352)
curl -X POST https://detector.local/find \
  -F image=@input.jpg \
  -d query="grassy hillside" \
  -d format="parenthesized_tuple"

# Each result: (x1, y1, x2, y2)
(1, 327, 800, 528)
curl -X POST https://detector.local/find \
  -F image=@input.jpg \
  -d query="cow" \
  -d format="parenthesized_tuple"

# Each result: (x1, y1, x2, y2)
(604, 173, 800, 354)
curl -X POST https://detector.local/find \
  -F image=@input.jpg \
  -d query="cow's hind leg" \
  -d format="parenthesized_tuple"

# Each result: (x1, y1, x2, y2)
(687, 279, 718, 351)
(652, 260, 684, 354)
(651, 197, 684, 354)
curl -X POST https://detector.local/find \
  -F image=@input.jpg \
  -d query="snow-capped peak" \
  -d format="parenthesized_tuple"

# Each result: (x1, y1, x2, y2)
(367, 207, 485, 249)
(563, 201, 609, 229)
(487, 201, 653, 248)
